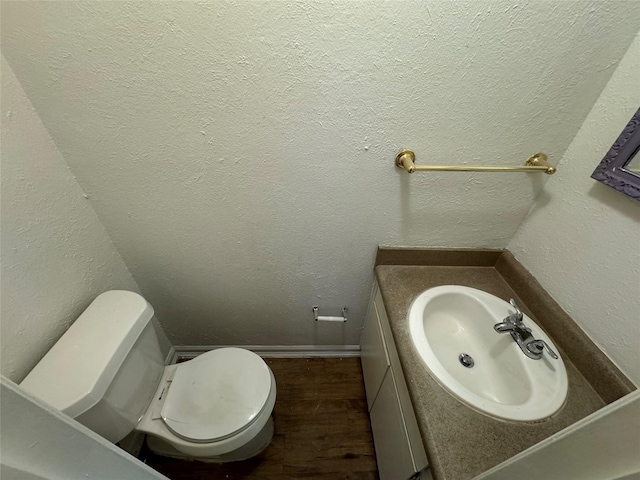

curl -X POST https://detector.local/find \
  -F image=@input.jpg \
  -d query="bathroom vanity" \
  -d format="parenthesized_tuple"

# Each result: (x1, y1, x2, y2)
(360, 248, 635, 480)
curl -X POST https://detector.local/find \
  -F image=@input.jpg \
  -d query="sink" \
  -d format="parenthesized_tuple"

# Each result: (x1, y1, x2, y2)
(408, 285, 568, 421)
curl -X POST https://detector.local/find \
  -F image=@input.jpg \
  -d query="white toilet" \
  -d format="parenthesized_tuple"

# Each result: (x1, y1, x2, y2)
(20, 290, 277, 462)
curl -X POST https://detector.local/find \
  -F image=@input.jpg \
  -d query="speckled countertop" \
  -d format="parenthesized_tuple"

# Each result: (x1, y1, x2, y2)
(374, 249, 635, 480)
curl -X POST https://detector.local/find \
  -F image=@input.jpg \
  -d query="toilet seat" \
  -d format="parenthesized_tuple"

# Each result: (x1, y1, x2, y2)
(160, 348, 273, 443)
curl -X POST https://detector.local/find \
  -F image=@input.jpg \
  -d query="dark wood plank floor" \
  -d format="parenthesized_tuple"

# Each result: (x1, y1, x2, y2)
(141, 357, 379, 480)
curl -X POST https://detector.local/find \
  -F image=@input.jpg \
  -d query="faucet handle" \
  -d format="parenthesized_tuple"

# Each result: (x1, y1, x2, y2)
(527, 339, 559, 360)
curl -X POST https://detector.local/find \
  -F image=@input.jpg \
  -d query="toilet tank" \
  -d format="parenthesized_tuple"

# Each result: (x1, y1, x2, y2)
(20, 291, 166, 443)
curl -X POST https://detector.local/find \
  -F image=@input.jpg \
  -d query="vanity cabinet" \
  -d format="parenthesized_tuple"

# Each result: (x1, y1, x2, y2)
(360, 289, 390, 410)
(361, 283, 430, 480)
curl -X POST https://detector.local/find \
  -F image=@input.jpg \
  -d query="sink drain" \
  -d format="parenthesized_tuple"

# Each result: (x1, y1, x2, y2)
(459, 353, 474, 368)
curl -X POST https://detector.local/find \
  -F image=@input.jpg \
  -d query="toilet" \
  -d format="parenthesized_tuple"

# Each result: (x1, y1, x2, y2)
(19, 290, 277, 462)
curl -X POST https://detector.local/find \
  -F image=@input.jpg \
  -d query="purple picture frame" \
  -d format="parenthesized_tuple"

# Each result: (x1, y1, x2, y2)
(591, 107, 640, 201)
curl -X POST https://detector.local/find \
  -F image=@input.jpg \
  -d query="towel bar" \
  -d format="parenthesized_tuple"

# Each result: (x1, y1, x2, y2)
(395, 150, 556, 175)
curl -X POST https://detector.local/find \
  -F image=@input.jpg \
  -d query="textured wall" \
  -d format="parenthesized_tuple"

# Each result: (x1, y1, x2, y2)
(508, 34, 640, 385)
(0, 57, 142, 382)
(2, 1, 639, 346)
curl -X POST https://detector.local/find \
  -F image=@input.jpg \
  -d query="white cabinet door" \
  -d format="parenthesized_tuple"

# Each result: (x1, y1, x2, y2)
(374, 291, 429, 472)
(361, 289, 391, 410)
(370, 369, 416, 480)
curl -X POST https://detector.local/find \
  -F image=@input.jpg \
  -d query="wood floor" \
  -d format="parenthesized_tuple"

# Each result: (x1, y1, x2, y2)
(141, 357, 379, 480)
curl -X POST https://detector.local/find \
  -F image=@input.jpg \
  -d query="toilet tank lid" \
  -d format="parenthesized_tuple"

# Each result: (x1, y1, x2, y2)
(19, 290, 154, 418)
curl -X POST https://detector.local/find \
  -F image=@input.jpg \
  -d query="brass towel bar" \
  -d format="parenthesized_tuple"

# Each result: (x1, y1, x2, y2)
(395, 150, 556, 175)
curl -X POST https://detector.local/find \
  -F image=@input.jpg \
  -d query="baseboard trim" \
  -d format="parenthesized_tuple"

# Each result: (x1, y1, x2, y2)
(170, 345, 361, 362)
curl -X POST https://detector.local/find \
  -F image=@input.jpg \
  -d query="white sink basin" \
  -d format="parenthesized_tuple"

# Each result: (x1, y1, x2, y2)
(408, 285, 568, 421)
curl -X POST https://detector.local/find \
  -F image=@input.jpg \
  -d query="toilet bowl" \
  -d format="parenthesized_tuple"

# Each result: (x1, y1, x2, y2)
(138, 348, 277, 461)
(19, 291, 277, 462)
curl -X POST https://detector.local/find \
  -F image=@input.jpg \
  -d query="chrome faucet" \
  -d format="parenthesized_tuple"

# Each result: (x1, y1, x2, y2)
(494, 299, 558, 360)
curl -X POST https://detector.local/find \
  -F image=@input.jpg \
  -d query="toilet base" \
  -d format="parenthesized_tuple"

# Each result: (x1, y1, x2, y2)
(145, 416, 274, 463)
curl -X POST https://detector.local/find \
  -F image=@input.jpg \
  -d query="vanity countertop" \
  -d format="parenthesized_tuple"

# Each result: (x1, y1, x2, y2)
(374, 249, 635, 480)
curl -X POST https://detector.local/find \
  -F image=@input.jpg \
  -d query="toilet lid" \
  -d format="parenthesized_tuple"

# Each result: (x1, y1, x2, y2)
(161, 348, 272, 443)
